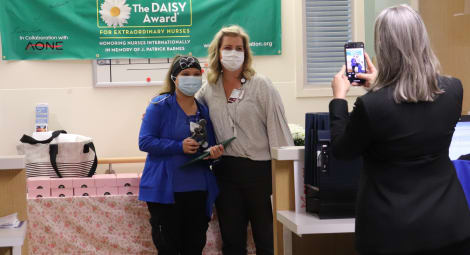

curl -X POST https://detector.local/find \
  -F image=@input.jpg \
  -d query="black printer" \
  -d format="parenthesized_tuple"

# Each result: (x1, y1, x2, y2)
(304, 113, 362, 219)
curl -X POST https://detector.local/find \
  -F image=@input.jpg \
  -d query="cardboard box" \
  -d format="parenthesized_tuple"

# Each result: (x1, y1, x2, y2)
(50, 177, 74, 189)
(96, 186, 118, 196)
(116, 173, 139, 187)
(27, 177, 51, 191)
(51, 188, 74, 197)
(118, 186, 139, 196)
(93, 174, 117, 187)
(72, 177, 95, 189)
(74, 187, 97, 197)
(28, 189, 51, 198)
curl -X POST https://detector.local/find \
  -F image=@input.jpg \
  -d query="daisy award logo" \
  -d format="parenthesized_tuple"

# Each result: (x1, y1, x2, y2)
(99, 0, 131, 27)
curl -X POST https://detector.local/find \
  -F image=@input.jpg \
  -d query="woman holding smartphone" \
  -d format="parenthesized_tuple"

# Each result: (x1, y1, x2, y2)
(139, 55, 224, 255)
(330, 5, 470, 255)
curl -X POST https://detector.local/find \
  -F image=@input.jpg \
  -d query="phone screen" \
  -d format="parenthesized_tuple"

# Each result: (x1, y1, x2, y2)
(345, 43, 365, 83)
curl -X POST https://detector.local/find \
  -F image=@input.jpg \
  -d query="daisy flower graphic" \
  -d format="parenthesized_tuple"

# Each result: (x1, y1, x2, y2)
(99, 0, 131, 28)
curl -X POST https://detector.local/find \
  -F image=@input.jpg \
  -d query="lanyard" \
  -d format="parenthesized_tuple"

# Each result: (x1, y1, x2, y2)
(227, 93, 241, 137)
(224, 77, 246, 137)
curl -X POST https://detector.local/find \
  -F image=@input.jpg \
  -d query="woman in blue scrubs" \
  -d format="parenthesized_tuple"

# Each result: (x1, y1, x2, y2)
(138, 55, 224, 255)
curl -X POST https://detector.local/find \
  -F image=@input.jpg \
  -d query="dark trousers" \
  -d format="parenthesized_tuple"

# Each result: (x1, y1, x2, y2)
(214, 156, 273, 255)
(362, 237, 470, 255)
(147, 191, 209, 255)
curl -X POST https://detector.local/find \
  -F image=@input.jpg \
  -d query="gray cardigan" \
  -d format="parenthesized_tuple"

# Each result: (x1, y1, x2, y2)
(196, 73, 294, 161)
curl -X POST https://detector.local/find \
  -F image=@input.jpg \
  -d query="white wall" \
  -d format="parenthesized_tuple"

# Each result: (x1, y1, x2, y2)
(0, 0, 362, 172)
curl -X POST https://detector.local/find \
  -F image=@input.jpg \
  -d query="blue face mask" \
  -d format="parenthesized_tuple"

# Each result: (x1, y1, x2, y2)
(177, 76, 202, 96)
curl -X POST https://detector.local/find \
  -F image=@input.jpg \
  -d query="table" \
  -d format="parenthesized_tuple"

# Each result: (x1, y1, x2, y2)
(27, 195, 256, 254)
(271, 146, 356, 255)
(0, 222, 27, 255)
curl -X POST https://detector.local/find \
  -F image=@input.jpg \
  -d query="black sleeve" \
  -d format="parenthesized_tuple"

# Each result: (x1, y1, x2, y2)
(329, 97, 372, 160)
(455, 78, 463, 114)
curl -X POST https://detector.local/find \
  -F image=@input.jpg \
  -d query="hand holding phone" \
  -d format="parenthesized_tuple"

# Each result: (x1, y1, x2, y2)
(353, 52, 377, 88)
(344, 42, 366, 85)
(331, 65, 350, 99)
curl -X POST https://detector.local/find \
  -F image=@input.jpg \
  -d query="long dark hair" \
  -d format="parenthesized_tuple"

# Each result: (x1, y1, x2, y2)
(158, 55, 182, 95)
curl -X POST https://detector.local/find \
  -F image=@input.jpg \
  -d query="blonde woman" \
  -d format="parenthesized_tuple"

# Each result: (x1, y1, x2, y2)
(196, 25, 293, 255)
(330, 5, 470, 255)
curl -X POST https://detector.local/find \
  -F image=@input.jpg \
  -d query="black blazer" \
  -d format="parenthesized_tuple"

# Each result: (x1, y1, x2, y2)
(329, 76, 470, 254)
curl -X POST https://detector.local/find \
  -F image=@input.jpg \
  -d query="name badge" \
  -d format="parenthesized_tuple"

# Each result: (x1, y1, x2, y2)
(228, 88, 244, 103)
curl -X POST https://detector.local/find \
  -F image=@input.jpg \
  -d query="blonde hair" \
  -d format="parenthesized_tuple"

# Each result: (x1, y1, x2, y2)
(371, 5, 443, 103)
(207, 25, 256, 84)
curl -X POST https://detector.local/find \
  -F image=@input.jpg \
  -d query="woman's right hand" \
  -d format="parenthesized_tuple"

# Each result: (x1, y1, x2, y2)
(354, 52, 377, 88)
(183, 138, 200, 154)
(331, 65, 351, 99)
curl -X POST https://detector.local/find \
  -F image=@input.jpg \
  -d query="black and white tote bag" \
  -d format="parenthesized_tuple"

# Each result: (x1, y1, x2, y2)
(17, 130, 98, 178)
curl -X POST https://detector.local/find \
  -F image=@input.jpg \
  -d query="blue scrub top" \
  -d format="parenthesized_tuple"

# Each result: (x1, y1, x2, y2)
(171, 104, 207, 192)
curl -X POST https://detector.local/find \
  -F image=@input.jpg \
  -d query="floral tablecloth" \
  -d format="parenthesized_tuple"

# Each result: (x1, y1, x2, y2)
(27, 196, 255, 255)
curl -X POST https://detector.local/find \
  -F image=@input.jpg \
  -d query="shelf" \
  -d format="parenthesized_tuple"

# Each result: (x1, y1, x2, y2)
(0, 155, 25, 170)
(277, 210, 354, 236)
(0, 221, 27, 247)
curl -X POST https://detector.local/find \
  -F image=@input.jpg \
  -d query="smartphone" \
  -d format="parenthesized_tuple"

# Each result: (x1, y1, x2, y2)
(344, 42, 366, 84)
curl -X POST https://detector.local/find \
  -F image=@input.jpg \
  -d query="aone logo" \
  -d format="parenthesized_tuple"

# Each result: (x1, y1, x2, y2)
(99, 0, 131, 27)
(25, 41, 63, 51)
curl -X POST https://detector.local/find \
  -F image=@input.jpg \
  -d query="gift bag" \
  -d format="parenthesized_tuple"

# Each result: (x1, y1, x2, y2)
(17, 130, 98, 178)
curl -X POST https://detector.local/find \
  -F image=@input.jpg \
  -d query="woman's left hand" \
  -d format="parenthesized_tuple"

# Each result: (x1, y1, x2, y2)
(207, 144, 224, 159)
(331, 65, 351, 99)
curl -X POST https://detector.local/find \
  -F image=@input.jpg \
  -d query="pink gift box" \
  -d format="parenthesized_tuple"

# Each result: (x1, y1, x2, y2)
(116, 173, 139, 187)
(118, 186, 139, 196)
(50, 177, 74, 189)
(74, 187, 97, 197)
(96, 186, 118, 196)
(27, 177, 51, 191)
(72, 177, 95, 189)
(51, 188, 74, 197)
(93, 174, 117, 187)
(28, 189, 51, 198)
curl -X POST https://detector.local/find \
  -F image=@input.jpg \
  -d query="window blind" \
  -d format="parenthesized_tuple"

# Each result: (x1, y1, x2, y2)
(305, 0, 352, 84)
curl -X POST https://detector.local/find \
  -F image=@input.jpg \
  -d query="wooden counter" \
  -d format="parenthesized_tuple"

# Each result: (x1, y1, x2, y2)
(0, 156, 28, 255)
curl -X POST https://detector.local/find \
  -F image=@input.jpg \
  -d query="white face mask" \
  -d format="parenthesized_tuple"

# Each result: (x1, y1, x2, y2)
(221, 50, 244, 71)
(177, 76, 202, 96)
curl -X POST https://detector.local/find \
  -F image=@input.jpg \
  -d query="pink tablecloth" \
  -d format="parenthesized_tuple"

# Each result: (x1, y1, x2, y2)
(27, 196, 255, 255)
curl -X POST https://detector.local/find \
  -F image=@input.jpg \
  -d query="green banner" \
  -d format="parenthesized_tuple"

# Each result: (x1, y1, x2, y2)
(0, 0, 281, 60)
